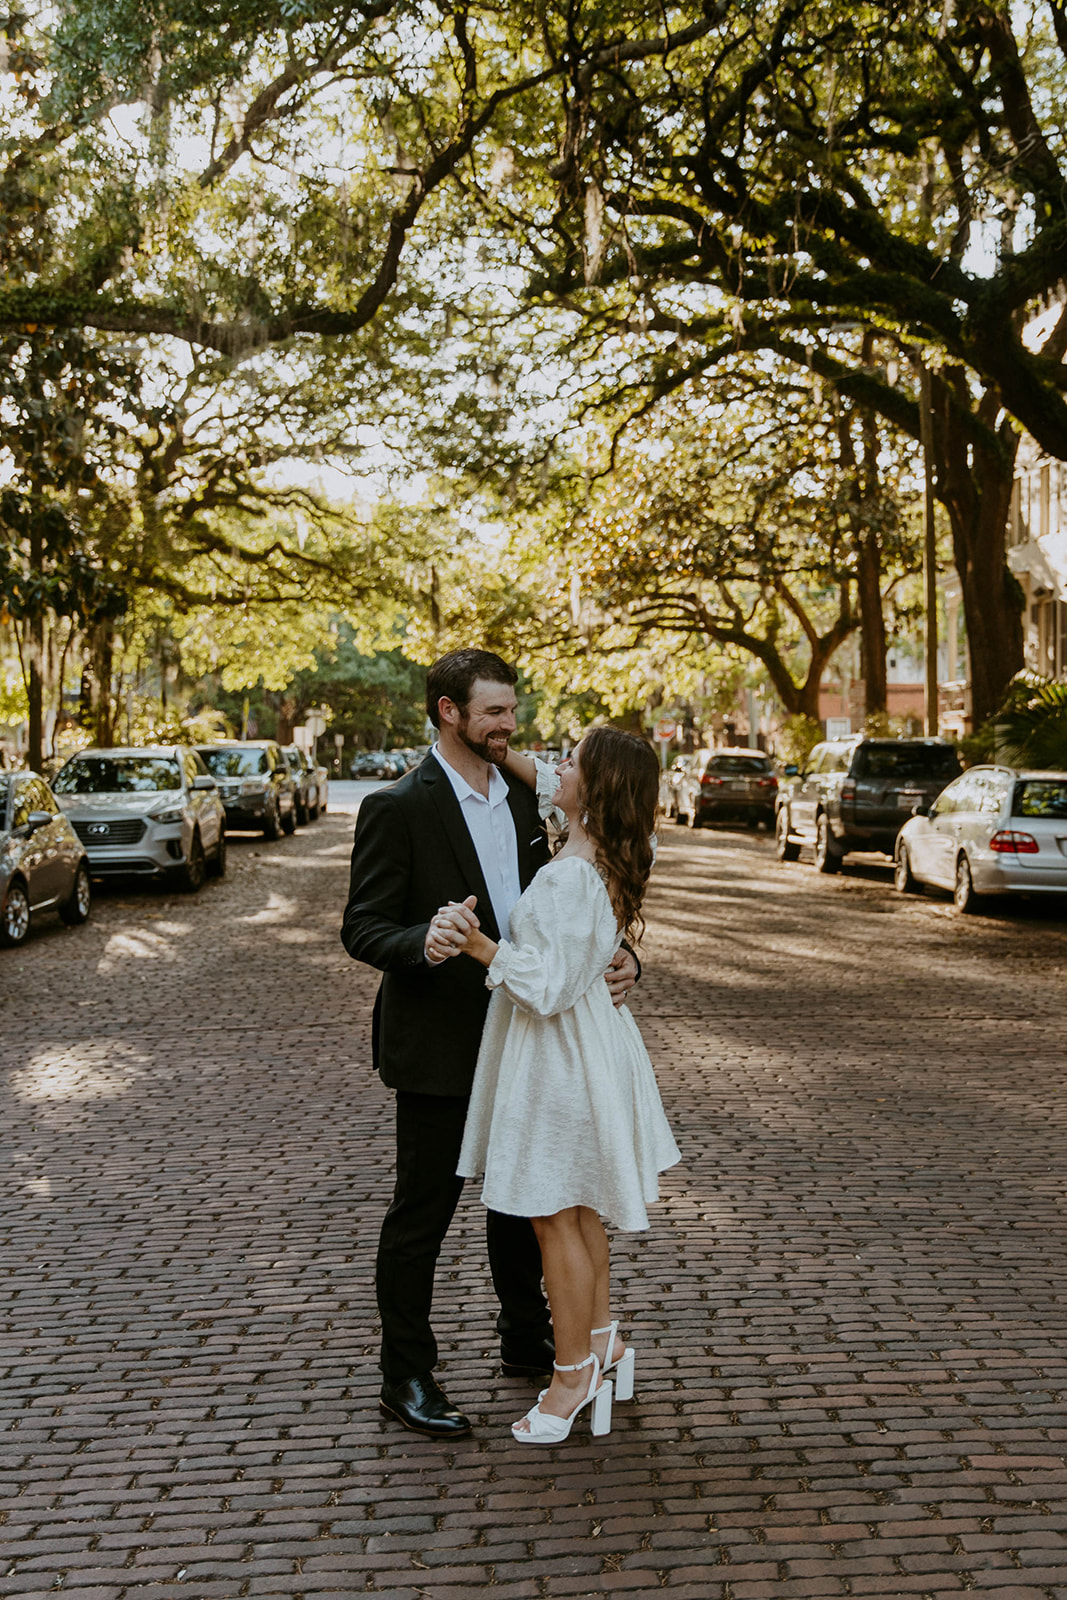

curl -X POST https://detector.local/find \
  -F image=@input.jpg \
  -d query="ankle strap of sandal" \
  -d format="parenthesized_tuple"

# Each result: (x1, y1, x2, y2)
(553, 1352, 597, 1373)
(591, 1321, 618, 1337)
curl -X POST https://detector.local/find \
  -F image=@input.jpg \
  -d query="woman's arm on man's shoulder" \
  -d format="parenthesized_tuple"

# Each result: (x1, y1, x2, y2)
(500, 747, 539, 790)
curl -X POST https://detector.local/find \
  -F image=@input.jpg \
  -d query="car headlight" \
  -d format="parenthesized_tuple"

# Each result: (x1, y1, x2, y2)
(152, 806, 185, 825)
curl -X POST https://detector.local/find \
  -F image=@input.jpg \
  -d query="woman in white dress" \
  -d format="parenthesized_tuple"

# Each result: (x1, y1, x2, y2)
(436, 726, 680, 1444)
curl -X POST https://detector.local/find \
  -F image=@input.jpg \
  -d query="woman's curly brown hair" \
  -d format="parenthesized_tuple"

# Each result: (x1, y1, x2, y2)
(575, 726, 660, 944)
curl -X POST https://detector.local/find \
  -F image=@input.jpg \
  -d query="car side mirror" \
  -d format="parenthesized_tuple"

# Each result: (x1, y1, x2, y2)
(912, 798, 931, 817)
(191, 774, 217, 791)
(26, 809, 53, 833)
(783, 763, 799, 777)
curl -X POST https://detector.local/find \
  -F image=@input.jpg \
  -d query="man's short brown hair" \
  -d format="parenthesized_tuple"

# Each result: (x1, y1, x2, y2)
(425, 649, 518, 729)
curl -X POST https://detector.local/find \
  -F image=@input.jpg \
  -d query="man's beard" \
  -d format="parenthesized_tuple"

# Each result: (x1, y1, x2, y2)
(456, 718, 510, 766)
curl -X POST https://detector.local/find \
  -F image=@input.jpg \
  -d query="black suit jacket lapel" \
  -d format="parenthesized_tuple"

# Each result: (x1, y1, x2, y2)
(419, 755, 501, 941)
(507, 772, 545, 891)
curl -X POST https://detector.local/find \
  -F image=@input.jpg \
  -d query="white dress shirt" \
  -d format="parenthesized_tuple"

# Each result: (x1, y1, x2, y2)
(431, 744, 522, 938)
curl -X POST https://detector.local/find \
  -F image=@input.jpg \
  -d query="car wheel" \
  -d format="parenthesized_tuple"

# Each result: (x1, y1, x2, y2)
(894, 841, 919, 894)
(308, 798, 320, 821)
(953, 853, 980, 914)
(775, 808, 800, 862)
(281, 802, 297, 835)
(295, 800, 309, 826)
(0, 878, 31, 947)
(814, 813, 841, 874)
(263, 800, 283, 840)
(181, 832, 206, 893)
(59, 862, 92, 925)
(207, 828, 227, 878)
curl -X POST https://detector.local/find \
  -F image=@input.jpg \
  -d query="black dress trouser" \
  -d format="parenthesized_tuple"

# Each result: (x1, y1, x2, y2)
(375, 1089, 551, 1380)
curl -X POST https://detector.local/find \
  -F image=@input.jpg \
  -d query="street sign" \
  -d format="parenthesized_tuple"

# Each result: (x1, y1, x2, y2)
(654, 720, 677, 742)
(306, 712, 327, 737)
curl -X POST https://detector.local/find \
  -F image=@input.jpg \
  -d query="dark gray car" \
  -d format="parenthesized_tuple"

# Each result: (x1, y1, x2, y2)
(1, 772, 91, 947)
(194, 742, 298, 838)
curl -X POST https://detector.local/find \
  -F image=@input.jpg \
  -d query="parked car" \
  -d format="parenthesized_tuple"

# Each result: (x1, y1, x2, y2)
(775, 736, 962, 872)
(1, 771, 92, 946)
(351, 750, 406, 780)
(895, 765, 1067, 912)
(660, 755, 696, 821)
(305, 752, 328, 815)
(282, 745, 318, 825)
(194, 741, 298, 838)
(52, 746, 226, 891)
(350, 751, 382, 778)
(675, 748, 779, 829)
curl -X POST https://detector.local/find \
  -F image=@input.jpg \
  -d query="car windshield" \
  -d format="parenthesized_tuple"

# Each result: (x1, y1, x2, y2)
(1013, 779, 1067, 819)
(198, 748, 270, 777)
(53, 756, 182, 793)
(853, 744, 961, 779)
(708, 756, 772, 774)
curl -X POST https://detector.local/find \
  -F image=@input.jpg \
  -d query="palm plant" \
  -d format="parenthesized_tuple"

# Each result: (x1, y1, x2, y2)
(993, 674, 1067, 769)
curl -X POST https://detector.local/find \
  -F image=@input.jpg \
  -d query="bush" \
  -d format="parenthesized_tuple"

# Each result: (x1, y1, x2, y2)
(991, 673, 1067, 769)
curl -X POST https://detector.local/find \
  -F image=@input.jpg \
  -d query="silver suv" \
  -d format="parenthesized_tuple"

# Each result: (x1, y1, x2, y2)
(52, 747, 226, 892)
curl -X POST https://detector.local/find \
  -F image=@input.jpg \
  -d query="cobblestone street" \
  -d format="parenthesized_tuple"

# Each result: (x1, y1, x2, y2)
(4, 793, 1067, 1600)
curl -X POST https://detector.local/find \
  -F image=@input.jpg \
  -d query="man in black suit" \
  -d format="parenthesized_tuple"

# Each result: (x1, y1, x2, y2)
(341, 648, 638, 1437)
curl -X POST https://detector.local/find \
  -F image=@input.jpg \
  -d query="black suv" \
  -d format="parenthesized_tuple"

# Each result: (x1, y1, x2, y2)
(194, 741, 298, 839)
(775, 737, 962, 872)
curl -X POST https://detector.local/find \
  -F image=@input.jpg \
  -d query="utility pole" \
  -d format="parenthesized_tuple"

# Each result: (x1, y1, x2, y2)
(919, 363, 939, 736)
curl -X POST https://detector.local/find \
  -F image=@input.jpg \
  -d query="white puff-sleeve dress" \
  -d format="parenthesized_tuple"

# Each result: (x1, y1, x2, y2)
(457, 778, 680, 1231)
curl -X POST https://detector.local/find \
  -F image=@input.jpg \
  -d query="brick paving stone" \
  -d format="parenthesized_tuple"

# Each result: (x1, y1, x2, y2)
(3, 804, 1067, 1596)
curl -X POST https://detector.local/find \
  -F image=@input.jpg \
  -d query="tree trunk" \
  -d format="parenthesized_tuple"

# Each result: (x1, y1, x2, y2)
(838, 397, 888, 720)
(26, 516, 44, 772)
(856, 529, 887, 719)
(26, 615, 44, 773)
(934, 373, 1024, 729)
(82, 623, 115, 746)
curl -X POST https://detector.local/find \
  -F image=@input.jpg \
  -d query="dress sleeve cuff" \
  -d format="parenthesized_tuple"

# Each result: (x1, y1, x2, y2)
(534, 758, 563, 820)
(485, 940, 514, 990)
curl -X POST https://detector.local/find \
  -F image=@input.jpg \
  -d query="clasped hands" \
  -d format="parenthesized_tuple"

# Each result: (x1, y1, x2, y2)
(424, 895, 639, 1006)
(425, 894, 482, 962)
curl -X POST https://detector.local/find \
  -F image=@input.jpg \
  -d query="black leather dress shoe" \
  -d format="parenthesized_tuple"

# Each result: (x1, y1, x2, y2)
(379, 1374, 472, 1439)
(500, 1333, 556, 1378)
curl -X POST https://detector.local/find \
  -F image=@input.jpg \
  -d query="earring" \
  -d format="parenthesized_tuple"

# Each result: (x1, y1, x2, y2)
(581, 811, 589, 827)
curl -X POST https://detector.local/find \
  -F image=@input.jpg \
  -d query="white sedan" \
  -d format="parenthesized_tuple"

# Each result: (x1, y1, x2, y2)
(894, 765, 1067, 912)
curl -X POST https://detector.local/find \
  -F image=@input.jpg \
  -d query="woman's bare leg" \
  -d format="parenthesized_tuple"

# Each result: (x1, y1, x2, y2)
(514, 1207, 597, 1429)
(577, 1207, 628, 1368)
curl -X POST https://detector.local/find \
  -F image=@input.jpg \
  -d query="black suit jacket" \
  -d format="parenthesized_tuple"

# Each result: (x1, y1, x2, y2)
(340, 754, 551, 1098)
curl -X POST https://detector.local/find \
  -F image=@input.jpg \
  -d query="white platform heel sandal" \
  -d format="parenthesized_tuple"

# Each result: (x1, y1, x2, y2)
(511, 1352, 613, 1444)
(592, 1321, 635, 1402)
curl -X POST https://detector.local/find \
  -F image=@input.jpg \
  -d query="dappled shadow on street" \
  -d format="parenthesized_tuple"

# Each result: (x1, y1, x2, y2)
(3, 810, 1067, 1594)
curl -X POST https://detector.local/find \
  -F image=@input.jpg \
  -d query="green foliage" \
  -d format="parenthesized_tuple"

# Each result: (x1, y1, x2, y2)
(777, 716, 823, 767)
(992, 673, 1067, 769)
(291, 625, 428, 750)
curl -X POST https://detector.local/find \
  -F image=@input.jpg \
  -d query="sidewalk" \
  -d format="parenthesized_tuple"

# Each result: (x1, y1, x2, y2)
(2, 813, 1067, 1599)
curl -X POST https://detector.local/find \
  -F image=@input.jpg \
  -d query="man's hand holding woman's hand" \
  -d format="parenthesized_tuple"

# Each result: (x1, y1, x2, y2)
(425, 894, 480, 964)
(605, 947, 638, 1008)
